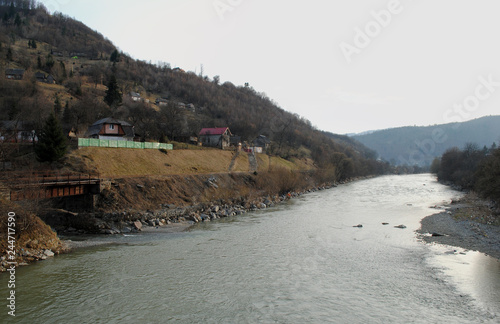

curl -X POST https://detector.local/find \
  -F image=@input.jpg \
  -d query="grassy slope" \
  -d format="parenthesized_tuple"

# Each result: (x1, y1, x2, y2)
(68, 147, 315, 178)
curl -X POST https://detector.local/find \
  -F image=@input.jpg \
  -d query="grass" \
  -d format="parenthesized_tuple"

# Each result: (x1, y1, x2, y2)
(67, 147, 315, 178)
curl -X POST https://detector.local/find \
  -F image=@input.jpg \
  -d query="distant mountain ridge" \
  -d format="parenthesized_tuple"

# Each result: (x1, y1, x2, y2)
(351, 116, 500, 166)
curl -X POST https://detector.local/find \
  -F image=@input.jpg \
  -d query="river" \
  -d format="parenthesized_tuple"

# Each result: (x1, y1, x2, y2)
(1, 174, 499, 323)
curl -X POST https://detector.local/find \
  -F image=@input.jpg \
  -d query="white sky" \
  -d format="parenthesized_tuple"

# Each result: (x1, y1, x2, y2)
(39, 0, 500, 134)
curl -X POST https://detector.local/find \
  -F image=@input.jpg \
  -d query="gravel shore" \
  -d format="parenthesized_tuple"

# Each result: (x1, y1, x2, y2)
(418, 193, 500, 259)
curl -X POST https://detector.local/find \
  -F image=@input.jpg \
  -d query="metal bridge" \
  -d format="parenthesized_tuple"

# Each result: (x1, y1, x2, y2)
(1, 172, 101, 201)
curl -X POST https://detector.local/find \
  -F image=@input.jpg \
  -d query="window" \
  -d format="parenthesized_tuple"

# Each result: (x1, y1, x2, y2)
(109, 124, 115, 130)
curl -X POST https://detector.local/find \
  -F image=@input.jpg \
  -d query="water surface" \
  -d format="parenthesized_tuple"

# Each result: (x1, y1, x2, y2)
(1, 174, 499, 323)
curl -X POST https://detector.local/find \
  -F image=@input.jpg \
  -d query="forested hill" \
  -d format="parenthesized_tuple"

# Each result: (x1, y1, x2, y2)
(351, 116, 500, 167)
(0, 1, 390, 179)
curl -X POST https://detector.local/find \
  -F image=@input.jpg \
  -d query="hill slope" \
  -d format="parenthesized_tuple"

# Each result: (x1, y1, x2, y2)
(351, 116, 500, 166)
(0, 1, 388, 180)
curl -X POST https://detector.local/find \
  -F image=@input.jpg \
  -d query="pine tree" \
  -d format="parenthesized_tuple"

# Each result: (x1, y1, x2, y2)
(104, 74, 122, 107)
(34, 113, 68, 163)
(54, 95, 62, 119)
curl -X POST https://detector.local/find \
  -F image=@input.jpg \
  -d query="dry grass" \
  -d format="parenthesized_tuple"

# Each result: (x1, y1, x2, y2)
(67, 148, 317, 178)
(69, 147, 240, 178)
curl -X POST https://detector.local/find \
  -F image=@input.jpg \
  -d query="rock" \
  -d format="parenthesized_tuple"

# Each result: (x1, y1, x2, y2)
(44, 250, 55, 257)
(121, 227, 132, 233)
(353, 224, 363, 228)
(133, 221, 143, 230)
(431, 232, 444, 237)
(394, 225, 407, 229)
(382, 223, 389, 225)
(136, 184, 145, 189)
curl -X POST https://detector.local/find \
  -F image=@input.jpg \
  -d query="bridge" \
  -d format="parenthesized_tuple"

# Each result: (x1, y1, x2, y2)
(1, 172, 101, 201)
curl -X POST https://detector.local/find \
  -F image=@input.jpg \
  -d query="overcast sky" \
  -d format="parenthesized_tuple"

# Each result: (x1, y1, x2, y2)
(39, 0, 500, 134)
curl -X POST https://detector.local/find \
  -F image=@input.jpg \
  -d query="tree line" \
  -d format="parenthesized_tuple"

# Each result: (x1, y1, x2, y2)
(431, 143, 500, 204)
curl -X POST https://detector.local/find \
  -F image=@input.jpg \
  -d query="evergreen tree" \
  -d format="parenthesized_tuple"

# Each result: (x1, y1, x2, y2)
(104, 74, 122, 107)
(54, 95, 62, 119)
(6, 47, 12, 61)
(35, 113, 68, 163)
(110, 49, 120, 63)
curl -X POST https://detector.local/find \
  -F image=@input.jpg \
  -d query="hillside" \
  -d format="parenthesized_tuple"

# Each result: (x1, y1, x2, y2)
(351, 116, 500, 166)
(67, 147, 315, 178)
(0, 1, 389, 182)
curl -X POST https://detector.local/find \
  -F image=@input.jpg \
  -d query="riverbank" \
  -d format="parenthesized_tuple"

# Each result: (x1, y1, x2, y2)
(418, 192, 500, 259)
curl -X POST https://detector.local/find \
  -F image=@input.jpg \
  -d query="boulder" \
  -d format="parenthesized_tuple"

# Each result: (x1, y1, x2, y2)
(44, 250, 55, 257)
(133, 221, 143, 230)
(353, 224, 363, 228)
(394, 225, 407, 229)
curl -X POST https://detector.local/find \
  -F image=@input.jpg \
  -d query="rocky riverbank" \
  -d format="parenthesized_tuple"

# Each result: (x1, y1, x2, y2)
(53, 182, 341, 237)
(418, 193, 500, 259)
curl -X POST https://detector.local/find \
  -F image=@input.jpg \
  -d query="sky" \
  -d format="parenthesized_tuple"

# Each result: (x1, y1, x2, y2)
(38, 0, 500, 135)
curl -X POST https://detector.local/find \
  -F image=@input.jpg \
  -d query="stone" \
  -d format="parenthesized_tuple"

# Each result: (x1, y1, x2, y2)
(353, 224, 363, 228)
(394, 225, 407, 229)
(44, 250, 55, 257)
(382, 223, 389, 225)
(133, 221, 143, 230)
(121, 227, 132, 233)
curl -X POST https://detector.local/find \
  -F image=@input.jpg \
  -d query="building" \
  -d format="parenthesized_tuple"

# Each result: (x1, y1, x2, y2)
(5, 69, 25, 80)
(86, 118, 135, 141)
(35, 72, 56, 84)
(130, 92, 141, 102)
(0, 121, 36, 143)
(199, 127, 232, 149)
(251, 135, 271, 153)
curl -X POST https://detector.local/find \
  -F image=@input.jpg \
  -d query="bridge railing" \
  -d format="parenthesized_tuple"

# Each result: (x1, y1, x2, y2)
(0, 171, 100, 188)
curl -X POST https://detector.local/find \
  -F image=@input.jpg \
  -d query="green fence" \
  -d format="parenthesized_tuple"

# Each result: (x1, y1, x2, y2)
(78, 138, 173, 150)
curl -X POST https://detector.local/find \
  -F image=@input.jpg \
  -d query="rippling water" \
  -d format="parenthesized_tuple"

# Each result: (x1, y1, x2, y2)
(1, 174, 499, 323)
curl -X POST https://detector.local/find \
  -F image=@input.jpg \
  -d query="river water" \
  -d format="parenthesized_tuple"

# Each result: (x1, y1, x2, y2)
(2, 174, 500, 323)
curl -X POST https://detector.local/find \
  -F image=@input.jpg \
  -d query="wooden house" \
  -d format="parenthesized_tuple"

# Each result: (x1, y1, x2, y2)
(199, 127, 232, 149)
(86, 118, 135, 141)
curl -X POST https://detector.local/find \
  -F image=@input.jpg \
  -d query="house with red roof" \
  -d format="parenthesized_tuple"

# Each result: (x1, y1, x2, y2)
(198, 127, 232, 149)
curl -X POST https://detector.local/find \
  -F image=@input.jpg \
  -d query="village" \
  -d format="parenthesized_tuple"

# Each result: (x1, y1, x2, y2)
(2, 67, 272, 160)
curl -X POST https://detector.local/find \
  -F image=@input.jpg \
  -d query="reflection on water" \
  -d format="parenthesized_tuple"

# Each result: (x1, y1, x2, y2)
(428, 245, 500, 314)
(0, 174, 499, 323)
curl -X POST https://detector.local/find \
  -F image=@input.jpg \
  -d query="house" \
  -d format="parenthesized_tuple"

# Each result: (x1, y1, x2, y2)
(186, 103, 196, 112)
(35, 72, 56, 84)
(86, 118, 135, 141)
(35, 72, 46, 82)
(199, 127, 232, 149)
(172, 67, 185, 73)
(251, 135, 271, 153)
(130, 92, 141, 102)
(0, 121, 36, 143)
(155, 98, 168, 106)
(5, 69, 25, 80)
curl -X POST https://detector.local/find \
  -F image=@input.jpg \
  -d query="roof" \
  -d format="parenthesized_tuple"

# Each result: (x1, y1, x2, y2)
(5, 69, 25, 75)
(87, 118, 134, 138)
(199, 127, 231, 136)
(91, 118, 132, 127)
(0, 120, 34, 131)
